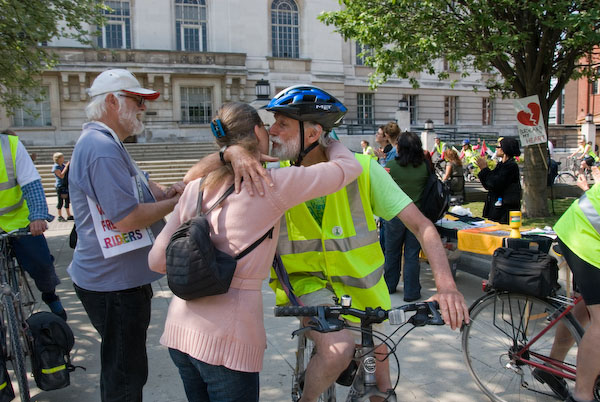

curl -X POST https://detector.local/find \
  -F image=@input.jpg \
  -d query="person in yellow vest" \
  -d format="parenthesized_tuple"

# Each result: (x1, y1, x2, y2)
(430, 136, 447, 162)
(0, 130, 66, 320)
(460, 139, 478, 181)
(360, 139, 377, 159)
(184, 85, 469, 402)
(546, 166, 600, 402)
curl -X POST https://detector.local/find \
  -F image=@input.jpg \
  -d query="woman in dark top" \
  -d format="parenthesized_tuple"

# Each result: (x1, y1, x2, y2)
(476, 137, 522, 224)
(384, 131, 429, 301)
(442, 148, 464, 197)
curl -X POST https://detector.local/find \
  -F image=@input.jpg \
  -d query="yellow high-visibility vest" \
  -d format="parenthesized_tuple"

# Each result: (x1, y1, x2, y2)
(554, 183, 600, 267)
(270, 154, 391, 319)
(0, 135, 30, 232)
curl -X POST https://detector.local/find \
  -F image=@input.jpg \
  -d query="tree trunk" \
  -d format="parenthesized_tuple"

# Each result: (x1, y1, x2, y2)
(522, 143, 549, 217)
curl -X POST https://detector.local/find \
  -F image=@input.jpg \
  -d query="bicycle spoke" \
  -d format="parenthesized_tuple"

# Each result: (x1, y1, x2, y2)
(462, 293, 582, 402)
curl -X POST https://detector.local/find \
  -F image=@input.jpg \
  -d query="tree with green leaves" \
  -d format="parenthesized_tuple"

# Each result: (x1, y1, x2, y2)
(0, 0, 105, 112)
(320, 0, 600, 217)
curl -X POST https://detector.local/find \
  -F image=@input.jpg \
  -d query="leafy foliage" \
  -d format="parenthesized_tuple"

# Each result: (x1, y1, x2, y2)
(0, 0, 106, 111)
(320, 0, 600, 217)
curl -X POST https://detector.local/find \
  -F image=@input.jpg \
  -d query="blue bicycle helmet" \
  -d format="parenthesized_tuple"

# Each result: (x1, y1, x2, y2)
(266, 85, 347, 131)
(462, 139, 471, 145)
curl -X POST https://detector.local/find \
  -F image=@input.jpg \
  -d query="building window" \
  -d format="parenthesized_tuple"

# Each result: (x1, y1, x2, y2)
(98, 1, 131, 49)
(355, 42, 373, 66)
(482, 97, 494, 125)
(409, 95, 418, 125)
(357, 93, 374, 125)
(444, 96, 457, 125)
(271, 0, 299, 58)
(593, 67, 600, 95)
(175, 0, 207, 52)
(180, 87, 212, 124)
(12, 87, 52, 127)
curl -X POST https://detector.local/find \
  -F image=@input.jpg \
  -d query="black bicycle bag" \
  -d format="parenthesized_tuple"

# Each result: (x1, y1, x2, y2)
(488, 247, 559, 298)
(26, 312, 75, 391)
(0, 351, 15, 402)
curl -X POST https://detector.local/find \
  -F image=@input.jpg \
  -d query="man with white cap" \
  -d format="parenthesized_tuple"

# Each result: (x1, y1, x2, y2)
(68, 69, 184, 402)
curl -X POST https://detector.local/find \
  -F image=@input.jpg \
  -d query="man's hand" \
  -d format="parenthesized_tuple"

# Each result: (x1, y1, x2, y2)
(577, 173, 590, 191)
(475, 156, 488, 170)
(429, 289, 470, 330)
(225, 146, 278, 196)
(166, 181, 186, 198)
(29, 219, 48, 236)
(591, 166, 600, 183)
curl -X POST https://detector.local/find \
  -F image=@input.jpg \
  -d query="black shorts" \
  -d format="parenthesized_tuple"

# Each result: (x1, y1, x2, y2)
(558, 238, 600, 305)
(584, 156, 595, 168)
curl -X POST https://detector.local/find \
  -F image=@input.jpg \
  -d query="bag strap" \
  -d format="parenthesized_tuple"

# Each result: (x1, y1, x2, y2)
(235, 226, 274, 260)
(196, 179, 236, 216)
(196, 178, 274, 260)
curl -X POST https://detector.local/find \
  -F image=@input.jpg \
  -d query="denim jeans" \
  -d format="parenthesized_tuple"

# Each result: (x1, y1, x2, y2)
(383, 216, 422, 299)
(10, 234, 60, 293)
(168, 348, 259, 402)
(74, 283, 153, 402)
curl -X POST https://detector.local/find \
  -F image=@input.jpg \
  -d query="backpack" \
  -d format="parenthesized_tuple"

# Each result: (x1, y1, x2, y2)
(0, 352, 14, 402)
(166, 180, 273, 301)
(26, 312, 76, 391)
(419, 164, 450, 222)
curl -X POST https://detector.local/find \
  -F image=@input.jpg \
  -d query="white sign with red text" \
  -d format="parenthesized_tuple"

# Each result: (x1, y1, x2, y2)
(513, 95, 547, 146)
(87, 177, 153, 258)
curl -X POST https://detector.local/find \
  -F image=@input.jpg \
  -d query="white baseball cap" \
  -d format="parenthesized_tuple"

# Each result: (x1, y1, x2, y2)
(88, 69, 160, 100)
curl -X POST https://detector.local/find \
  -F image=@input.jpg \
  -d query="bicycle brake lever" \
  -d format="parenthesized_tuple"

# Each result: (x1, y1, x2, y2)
(291, 326, 312, 339)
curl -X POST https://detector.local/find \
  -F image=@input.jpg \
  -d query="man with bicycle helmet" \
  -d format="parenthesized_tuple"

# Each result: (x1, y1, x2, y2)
(184, 85, 469, 401)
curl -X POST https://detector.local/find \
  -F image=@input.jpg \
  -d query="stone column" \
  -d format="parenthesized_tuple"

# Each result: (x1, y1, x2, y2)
(78, 73, 87, 101)
(60, 73, 70, 101)
(581, 114, 596, 151)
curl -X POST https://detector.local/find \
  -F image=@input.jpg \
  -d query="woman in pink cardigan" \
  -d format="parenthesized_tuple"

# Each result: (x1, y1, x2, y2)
(148, 102, 361, 402)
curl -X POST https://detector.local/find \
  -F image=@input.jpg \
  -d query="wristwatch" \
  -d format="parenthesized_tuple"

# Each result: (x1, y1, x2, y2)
(219, 145, 228, 165)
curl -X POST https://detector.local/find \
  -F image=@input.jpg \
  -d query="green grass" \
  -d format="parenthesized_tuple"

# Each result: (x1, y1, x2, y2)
(461, 198, 577, 228)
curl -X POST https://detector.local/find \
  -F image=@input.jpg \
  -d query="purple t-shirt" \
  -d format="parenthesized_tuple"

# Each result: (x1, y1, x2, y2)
(67, 122, 164, 291)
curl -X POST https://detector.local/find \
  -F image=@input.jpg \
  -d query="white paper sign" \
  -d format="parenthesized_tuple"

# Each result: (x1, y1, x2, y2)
(87, 177, 154, 258)
(513, 95, 547, 146)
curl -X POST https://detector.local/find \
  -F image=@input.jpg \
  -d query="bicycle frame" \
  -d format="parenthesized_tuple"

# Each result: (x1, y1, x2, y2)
(510, 295, 583, 382)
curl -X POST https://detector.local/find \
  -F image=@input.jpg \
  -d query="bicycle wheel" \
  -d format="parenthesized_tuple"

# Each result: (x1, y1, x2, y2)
(554, 172, 576, 184)
(462, 292, 582, 402)
(2, 294, 30, 402)
(293, 333, 336, 402)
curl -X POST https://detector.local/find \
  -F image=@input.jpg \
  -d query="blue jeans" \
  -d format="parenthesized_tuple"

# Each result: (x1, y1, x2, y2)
(383, 217, 422, 299)
(74, 283, 153, 402)
(10, 234, 59, 293)
(169, 348, 259, 402)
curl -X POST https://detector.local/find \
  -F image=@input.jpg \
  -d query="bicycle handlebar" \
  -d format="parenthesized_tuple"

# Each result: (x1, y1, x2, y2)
(274, 301, 444, 333)
(0, 229, 31, 239)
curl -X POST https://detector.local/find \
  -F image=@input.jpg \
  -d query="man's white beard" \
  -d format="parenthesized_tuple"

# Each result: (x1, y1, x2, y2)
(271, 135, 300, 160)
(119, 106, 144, 136)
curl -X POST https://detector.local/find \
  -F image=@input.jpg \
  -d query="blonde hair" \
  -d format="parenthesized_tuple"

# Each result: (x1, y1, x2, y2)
(203, 102, 263, 190)
(53, 152, 64, 163)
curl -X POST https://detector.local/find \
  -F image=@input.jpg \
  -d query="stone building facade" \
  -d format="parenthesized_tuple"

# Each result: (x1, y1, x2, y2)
(1, 0, 522, 146)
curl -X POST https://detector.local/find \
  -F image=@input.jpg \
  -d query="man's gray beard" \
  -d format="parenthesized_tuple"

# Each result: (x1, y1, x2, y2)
(270, 136, 300, 161)
(118, 106, 144, 136)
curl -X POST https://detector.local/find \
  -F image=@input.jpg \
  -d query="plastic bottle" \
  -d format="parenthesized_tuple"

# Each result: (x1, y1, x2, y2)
(495, 197, 503, 207)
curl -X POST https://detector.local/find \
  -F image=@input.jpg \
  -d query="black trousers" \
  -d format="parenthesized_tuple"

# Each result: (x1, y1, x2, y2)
(74, 283, 153, 402)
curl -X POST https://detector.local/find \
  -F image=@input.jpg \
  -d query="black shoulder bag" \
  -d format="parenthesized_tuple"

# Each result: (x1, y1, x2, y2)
(166, 181, 273, 300)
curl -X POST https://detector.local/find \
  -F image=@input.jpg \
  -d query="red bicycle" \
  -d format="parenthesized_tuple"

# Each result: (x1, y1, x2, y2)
(462, 287, 599, 401)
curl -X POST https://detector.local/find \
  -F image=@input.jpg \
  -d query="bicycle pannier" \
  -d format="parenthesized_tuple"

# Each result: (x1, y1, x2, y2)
(27, 312, 75, 391)
(488, 247, 558, 298)
(0, 352, 14, 402)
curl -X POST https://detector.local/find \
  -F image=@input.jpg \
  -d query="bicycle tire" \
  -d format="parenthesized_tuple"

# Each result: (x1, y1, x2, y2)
(554, 172, 576, 184)
(292, 333, 336, 402)
(462, 292, 582, 402)
(3, 294, 30, 402)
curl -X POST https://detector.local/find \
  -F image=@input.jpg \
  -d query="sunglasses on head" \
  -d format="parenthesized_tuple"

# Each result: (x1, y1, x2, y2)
(118, 93, 145, 107)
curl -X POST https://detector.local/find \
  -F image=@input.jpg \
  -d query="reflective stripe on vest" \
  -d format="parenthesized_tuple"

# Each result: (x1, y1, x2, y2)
(0, 135, 17, 191)
(277, 180, 378, 257)
(579, 193, 600, 235)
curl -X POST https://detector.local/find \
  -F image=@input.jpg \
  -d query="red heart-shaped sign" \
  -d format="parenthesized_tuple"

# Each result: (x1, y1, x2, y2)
(517, 102, 540, 126)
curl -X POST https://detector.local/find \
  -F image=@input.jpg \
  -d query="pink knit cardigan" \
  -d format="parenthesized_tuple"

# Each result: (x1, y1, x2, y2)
(148, 142, 362, 372)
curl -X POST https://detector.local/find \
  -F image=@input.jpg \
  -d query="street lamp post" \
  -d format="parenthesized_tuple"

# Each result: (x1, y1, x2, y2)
(395, 95, 410, 132)
(421, 119, 435, 152)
